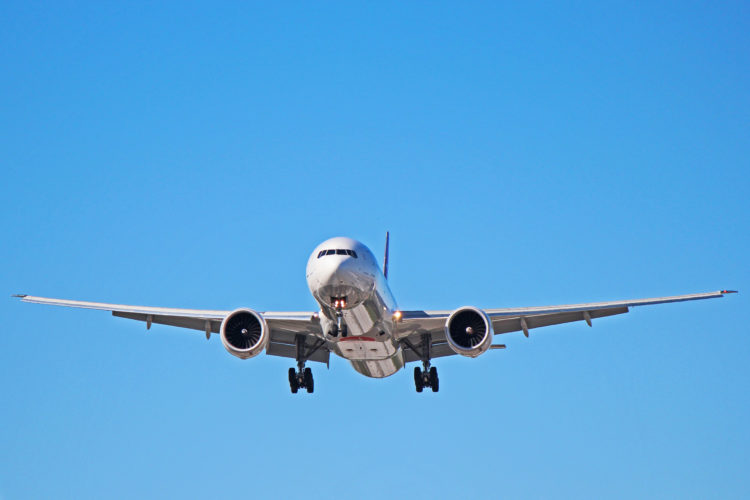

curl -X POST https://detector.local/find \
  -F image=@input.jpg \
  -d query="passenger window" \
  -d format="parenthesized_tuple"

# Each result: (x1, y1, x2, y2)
(318, 250, 325, 258)
(336, 249, 347, 255)
(326, 249, 335, 255)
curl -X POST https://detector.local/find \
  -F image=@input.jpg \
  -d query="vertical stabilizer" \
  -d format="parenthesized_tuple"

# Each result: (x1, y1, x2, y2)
(383, 231, 390, 279)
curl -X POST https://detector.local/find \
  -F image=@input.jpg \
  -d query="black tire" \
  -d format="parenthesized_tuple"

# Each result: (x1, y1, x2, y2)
(304, 367, 314, 393)
(288, 367, 299, 394)
(341, 325, 348, 338)
(330, 325, 339, 337)
(414, 367, 423, 393)
(429, 366, 439, 393)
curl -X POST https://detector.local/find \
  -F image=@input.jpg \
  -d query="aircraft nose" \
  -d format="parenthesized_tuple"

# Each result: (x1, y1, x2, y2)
(310, 254, 373, 307)
(318, 256, 357, 285)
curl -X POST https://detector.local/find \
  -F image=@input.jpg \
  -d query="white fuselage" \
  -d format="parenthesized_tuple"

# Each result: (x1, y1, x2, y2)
(305, 237, 403, 377)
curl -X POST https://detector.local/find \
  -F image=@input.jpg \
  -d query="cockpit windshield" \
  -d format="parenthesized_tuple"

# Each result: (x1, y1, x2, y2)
(317, 249, 358, 259)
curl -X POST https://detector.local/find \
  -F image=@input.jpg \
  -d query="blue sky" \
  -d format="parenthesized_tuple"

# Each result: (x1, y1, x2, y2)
(1, 2, 748, 498)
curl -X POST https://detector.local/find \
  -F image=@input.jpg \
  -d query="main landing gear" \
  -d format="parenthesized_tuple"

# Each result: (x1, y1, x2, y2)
(289, 365, 313, 394)
(403, 333, 439, 393)
(414, 365, 439, 393)
(288, 334, 325, 394)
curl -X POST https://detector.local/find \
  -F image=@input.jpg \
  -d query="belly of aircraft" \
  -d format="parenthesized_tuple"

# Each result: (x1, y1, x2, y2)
(333, 337, 404, 378)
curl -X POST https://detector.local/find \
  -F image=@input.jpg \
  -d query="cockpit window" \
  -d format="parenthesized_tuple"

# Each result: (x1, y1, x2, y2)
(318, 249, 358, 258)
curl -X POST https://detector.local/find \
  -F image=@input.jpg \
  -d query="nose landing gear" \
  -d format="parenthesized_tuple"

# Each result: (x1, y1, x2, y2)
(332, 313, 348, 337)
(328, 298, 348, 338)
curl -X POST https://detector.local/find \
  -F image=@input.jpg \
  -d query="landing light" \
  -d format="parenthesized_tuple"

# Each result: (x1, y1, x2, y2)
(393, 311, 403, 322)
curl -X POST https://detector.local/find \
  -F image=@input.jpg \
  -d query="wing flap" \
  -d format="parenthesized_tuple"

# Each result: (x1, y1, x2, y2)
(265, 341, 330, 364)
(113, 311, 221, 333)
(402, 341, 454, 363)
(114, 311, 329, 363)
(492, 306, 629, 334)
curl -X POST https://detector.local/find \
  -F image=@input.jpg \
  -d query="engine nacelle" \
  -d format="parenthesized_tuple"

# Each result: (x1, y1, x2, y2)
(444, 306, 494, 358)
(220, 308, 269, 360)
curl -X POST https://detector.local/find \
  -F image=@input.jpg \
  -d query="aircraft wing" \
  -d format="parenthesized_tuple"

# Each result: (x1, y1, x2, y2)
(13, 294, 329, 364)
(396, 290, 736, 363)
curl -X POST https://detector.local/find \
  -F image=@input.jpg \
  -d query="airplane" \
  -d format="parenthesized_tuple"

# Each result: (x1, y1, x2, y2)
(14, 234, 737, 394)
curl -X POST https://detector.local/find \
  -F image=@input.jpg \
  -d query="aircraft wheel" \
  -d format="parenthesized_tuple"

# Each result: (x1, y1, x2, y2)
(429, 366, 439, 393)
(288, 367, 299, 394)
(304, 367, 314, 393)
(414, 367, 424, 392)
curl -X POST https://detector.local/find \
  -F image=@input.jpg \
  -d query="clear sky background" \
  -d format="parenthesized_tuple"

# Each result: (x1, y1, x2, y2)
(1, 2, 748, 499)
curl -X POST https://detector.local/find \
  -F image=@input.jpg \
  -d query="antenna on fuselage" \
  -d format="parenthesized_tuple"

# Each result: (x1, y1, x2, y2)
(383, 231, 390, 279)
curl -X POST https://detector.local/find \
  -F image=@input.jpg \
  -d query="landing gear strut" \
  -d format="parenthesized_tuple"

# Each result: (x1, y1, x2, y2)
(288, 334, 324, 394)
(329, 300, 348, 338)
(330, 315, 348, 337)
(404, 333, 439, 393)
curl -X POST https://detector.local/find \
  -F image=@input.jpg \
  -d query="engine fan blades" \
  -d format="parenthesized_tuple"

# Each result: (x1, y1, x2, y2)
(225, 314, 262, 349)
(449, 310, 488, 348)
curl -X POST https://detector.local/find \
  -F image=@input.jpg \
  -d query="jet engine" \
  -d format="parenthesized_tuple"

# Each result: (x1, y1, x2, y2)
(220, 308, 269, 359)
(444, 306, 494, 357)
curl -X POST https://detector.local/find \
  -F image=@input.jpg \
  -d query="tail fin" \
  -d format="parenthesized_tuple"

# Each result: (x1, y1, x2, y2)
(383, 231, 390, 279)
